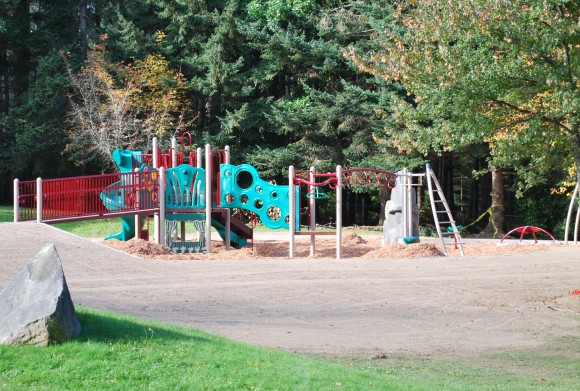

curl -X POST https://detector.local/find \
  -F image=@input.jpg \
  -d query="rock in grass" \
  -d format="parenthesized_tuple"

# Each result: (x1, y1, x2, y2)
(0, 244, 81, 346)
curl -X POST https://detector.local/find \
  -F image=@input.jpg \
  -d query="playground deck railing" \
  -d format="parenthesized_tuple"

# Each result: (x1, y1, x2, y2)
(15, 172, 160, 223)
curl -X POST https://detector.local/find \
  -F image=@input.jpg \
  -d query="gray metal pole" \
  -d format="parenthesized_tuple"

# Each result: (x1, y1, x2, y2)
(196, 147, 202, 168)
(564, 183, 579, 244)
(574, 202, 580, 244)
(159, 167, 166, 246)
(309, 166, 316, 257)
(224, 145, 231, 250)
(134, 168, 141, 237)
(205, 144, 212, 253)
(153, 136, 160, 242)
(13, 179, 19, 222)
(152, 137, 159, 169)
(289, 165, 295, 258)
(36, 178, 42, 223)
(171, 137, 178, 167)
(336, 166, 342, 260)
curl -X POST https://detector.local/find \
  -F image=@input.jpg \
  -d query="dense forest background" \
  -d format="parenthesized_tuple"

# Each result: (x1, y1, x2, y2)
(0, 0, 577, 237)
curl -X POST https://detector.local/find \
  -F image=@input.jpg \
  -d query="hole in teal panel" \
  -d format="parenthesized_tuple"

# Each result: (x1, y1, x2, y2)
(256, 185, 263, 193)
(240, 194, 249, 205)
(271, 191, 278, 199)
(225, 170, 231, 177)
(225, 193, 233, 204)
(267, 206, 281, 221)
(236, 170, 254, 190)
(254, 199, 263, 209)
(285, 215, 290, 224)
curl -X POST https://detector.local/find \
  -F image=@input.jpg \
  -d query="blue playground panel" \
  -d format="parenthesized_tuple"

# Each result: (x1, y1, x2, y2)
(220, 163, 300, 230)
(164, 166, 248, 247)
(113, 149, 143, 173)
(165, 215, 206, 253)
(100, 150, 144, 241)
(165, 212, 247, 250)
(165, 165, 206, 209)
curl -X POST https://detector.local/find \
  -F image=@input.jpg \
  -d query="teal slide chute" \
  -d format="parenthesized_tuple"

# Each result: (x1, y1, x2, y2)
(101, 150, 143, 241)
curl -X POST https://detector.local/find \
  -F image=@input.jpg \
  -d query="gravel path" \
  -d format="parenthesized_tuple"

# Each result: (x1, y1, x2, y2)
(1, 223, 578, 358)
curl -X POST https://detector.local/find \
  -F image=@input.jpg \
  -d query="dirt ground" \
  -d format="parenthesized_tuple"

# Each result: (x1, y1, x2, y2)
(1, 223, 579, 358)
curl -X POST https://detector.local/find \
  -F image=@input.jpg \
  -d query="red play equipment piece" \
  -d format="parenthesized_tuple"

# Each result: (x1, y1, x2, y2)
(500, 226, 556, 243)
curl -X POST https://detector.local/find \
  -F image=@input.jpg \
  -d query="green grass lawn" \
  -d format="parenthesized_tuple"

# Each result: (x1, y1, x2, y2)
(0, 307, 578, 390)
(0, 205, 12, 223)
(0, 307, 395, 390)
(2, 204, 384, 238)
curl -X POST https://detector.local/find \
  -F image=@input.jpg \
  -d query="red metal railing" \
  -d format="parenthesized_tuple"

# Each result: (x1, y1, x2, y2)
(341, 168, 397, 189)
(295, 168, 397, 189)
(294, 171, 338, 187)
(16, 180, 38, 221)
(139, 149, 184, 169)
(16, 171, 160, 223)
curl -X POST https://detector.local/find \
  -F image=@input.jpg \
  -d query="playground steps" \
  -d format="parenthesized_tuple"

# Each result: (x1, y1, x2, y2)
(425, 164, 465, 257)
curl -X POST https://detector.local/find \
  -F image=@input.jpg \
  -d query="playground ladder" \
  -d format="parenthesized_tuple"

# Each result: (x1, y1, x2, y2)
(425, 163, 465, 256)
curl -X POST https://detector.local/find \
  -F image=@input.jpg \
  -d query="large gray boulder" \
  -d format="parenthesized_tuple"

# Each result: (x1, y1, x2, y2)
(0, 244, 81, 346)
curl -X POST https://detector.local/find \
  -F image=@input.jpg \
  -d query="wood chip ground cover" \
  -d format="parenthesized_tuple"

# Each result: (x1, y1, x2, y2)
(100, 232, 552, 260)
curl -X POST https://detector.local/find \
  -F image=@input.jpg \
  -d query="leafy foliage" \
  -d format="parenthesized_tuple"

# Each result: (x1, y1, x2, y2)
(64, 38, 193, 168)
(349, 0, 579, 193)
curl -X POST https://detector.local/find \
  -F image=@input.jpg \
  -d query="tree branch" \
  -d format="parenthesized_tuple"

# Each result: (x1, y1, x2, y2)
(489, 98, 571, 132)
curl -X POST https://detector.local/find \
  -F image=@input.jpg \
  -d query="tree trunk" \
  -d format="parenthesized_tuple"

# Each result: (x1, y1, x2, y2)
(12, 0, 30, 104)
(0, 33, 8, 113)
(378, 185, 390, 226)
(79, 0, 88, 60)
(480, 166, 504, 237)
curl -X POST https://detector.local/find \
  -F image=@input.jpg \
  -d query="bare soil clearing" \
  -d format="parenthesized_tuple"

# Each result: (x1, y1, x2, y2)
(1, 223, 578, 358)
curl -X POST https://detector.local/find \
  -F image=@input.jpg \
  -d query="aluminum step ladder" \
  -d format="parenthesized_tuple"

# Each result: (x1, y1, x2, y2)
(425, 163, 464, 256)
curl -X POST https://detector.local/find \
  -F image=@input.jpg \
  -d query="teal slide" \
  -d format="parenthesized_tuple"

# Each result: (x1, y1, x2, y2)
(211, 218, 247, 249)
(105, 216, 135, 241)
(102, 150, 143, 241)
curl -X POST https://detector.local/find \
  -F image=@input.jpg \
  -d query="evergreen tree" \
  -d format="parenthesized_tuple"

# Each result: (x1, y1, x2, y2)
(0, 0, 85, 194)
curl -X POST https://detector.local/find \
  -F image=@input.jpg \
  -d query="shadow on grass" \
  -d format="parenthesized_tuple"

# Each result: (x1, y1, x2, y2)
(75, 308, 211, 345)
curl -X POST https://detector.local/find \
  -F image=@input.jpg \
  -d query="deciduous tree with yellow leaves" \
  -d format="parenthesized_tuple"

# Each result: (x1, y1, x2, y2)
(348, 0, 579, 234)
(64, 35, 192, 168)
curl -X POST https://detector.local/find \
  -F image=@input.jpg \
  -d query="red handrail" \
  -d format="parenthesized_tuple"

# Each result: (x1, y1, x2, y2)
(17, 171, 160, 223)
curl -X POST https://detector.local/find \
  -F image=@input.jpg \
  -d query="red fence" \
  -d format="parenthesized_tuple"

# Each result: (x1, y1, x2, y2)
(295, 168, 397, 189)
(16, 171, 160, 223)
(138, 150, 184, 169)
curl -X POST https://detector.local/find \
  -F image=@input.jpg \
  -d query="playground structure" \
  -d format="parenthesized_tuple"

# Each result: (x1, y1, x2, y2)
(12, 137, 296, 254)
(287, 164, 463, 258)
(13, 133, 467, 258)
(500, 226, 556, 243)
(289, 165, 402, 259)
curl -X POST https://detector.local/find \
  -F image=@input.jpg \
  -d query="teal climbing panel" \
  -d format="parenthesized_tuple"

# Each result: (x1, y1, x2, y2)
(220, 163, 300, 230)
(165, 164, 206, 209)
